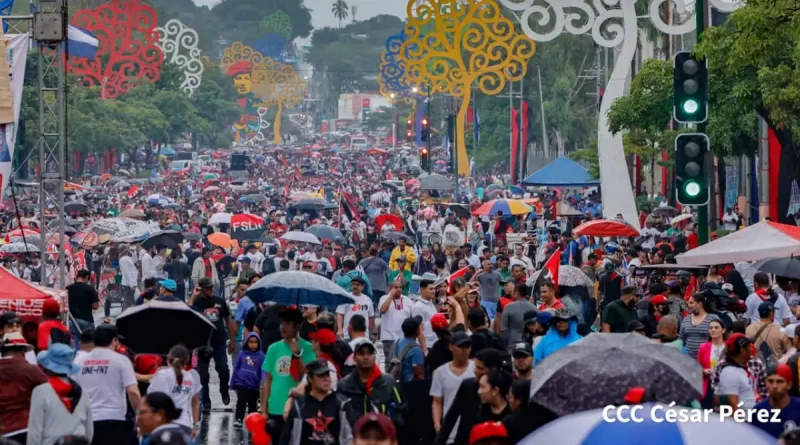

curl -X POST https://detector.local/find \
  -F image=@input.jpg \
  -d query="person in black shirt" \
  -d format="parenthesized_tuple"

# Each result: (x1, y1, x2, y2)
(161, 250, 191, 301)
(66, 269, 99, 324)
(135, 278, 159, 305)
(503, 380, 557, 444)
(467, 307, 505, 359)
(476, 370, 512, 423)
(602, 286, 639, 333)
(189, 277, 236, 412)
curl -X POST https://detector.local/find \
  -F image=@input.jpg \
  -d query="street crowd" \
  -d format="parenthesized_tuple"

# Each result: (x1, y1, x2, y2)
(0, 144, 797, 445)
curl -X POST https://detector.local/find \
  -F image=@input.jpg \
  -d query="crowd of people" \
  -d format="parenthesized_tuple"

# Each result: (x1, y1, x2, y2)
(0, 145, 798, 445)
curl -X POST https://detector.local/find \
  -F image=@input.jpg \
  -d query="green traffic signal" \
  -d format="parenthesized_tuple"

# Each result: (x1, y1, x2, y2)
(684, 181, 701, 197)
(682, 99, 699, 114)
(673, 51, 707, 123)
(675, 133, 709, 206)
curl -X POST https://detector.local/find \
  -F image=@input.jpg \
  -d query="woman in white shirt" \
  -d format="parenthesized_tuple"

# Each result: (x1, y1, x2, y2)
(146, 345, 200, 435)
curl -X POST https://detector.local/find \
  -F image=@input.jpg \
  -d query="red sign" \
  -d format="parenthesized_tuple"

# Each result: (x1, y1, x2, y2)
(231, 213, 265, 241)
(362, 97, 371, 108)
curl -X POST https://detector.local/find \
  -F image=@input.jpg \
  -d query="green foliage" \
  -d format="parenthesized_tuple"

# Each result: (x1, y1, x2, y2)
(568, 143, 600, 179)
(332, 0, 350, 28)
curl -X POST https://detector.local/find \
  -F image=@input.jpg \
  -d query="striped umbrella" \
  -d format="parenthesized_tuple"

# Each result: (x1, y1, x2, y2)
(471, 199, 533, 217)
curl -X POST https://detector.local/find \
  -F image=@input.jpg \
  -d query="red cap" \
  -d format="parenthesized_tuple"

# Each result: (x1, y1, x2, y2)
(42, 298, 61, 317)
(650, 294, 668, 306)
(195, 242, 204, 249)
(469, 422, 508, 445)
(430, 313, 448, 331)
(354, 413, 397, 440)
(770, 363, 794, 383)
(725, 333, 752, 352)
(309, 328, 337, 346)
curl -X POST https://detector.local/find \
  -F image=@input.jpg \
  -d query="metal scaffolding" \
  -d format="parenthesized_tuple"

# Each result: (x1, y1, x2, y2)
(3, 0, 68, 288)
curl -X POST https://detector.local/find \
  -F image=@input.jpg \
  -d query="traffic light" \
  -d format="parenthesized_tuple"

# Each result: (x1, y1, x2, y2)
(675, 133, 709, 206)
(673, 51, 708, 124)
(420, 116, 430, 142)
(362, 106, 371, 123)
(406, 118, 413, 142)
(420, 146, 430, 172)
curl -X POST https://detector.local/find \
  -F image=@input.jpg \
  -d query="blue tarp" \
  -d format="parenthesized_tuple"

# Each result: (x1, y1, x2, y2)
(521, 157, 600, 187)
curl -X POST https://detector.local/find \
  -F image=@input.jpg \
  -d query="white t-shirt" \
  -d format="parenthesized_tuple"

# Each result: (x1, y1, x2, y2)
(336, 294, 375, 335)
(377, 295, 414, 342)
(73, 350, 90, 365)
(717, 365, 757, 409)
(412, 298, 439, 347)
(745, 293, 792, 326)
(74, 348, 138, 421)
(722, 213, 738, 231)
(430, 361, 476, 445)
(147, 367, 201, 428)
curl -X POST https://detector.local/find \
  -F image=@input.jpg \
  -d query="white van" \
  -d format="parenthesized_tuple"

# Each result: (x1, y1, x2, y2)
(350, 137, 368, 150)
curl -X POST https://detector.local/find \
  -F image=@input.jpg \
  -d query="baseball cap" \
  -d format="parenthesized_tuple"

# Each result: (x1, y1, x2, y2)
(469, 422, 508, 445)
(305, 358, 332, 377)
(784, 323, 800, 339)
(768, 363, 794, 383)
(725, 333, 752, 352)
(42, 298, 61, 317)
(451, 331, 472, 347)
(523, 310, 538, 325)
(239, 257, 251, 263)
(354, 413, 397, 441)
(650, 294, 668, 306)
(430, 313, 449, 331)
(511, 342, 532, 358)
(537, 311, 554, 326)
(721, 283, 734, 292)
(626, 320, 646, 333)
(401, 315, 423, 333)
(350, 275, 367, 285)
(158, 279, 177, 292)
(758, 301, 775, 318)
(309, 328, 337, 346)
(0, 311, 21, 330)
(351, 337, 376, 353)
(197, 277, 214, 289)
(434, 275, 449, 288)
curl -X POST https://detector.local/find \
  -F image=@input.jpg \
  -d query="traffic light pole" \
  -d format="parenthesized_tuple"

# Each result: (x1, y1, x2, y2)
(696, 0, 709, 246)
(426, 88, 432, 174)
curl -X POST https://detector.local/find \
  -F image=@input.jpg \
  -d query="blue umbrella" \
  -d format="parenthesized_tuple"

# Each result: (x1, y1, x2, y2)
(245, 271, 357, 307)
(330, 147, 343, 153)
(519, 404, 776, 445)
(160, 147, 178, 157)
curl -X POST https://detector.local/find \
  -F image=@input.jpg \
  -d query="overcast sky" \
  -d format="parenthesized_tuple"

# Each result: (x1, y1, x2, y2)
(192, 0, 407, 31)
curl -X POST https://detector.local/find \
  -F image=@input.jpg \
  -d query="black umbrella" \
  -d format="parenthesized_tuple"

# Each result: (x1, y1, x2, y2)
(305, 225, 345, 242)
(84, 192, 109, 201)
(116, 300, 214, 354)
(64, 200, 89, 212)
(141, 230, 184, 249)
(182, 232, 203, 242)
(382, 231, 412, 242)
(752, 257, 800, 280)
(290, 198, 327, 210)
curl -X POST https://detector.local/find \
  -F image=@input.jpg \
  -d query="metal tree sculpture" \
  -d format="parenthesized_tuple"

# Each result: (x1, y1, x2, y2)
(377, 29, 414, 104)
(221, 42, 271, 144)
(0, 0, 14, 33)
(253, 11, 292, 61)
(68, 0, 164, 100)
(155, 19, 204, 96)
(497, 0, 741, 227)
(251, 57, 307, 143)
(400, 0, 535, 176)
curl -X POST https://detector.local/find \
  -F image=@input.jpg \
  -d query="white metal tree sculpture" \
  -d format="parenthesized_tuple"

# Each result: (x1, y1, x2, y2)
(499, 0, 740, 229)
(155, 19, 204, 96)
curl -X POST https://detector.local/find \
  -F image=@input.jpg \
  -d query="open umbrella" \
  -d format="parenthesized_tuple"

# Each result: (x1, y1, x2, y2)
(382, 231, 412, 242)
(671, 213, 694, 224)
(419, 173, 452, 191)
(182, 232, 202, 242)
(63, 201, 89, 213)
(113, 181, 131, 189)
(520, 404, 776, 445)
(118, 208, 146, 219)
(374, 214, 404, 232)
(116, 300, 214, 354)
(752, 257, 800, 280)
(472, 199, 533, 217)
(202, 173, 219, 181)
(72, 232, 100, 248)
(0, 242, 40, 253)
(203, 186, 220, 193)
(207, 232, 237, 249)
(245, 271, 356, 307)
(652, 205, 679, 217)
(573, 219, 640, 237)
(83, 192, 109, 201)
(281, 231, 321, 245)
(141, 230, 184, 250)
(290, 198, 327, 211)
(117, 169, 131, 177)
(208, 213, 233, 225)
(305, 225, 344, 243)
(240, 194, 268, 204)
(87, 217, 151, 242)
(528, 333, 702, 416)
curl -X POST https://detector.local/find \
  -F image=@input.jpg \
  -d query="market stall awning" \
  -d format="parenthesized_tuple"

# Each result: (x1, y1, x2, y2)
(676, 221, 800, 266)
(521, 157, 599, 187)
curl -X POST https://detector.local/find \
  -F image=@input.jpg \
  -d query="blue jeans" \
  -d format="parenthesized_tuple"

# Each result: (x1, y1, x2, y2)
(481, 299, 498, 320)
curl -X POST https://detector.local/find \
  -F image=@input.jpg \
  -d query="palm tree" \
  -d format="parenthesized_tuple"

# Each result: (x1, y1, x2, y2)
(351, 5, 358, 23)
(332, 0, 349, 28)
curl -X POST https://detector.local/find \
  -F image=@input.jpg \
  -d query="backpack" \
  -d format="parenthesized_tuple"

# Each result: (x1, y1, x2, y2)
(262, 256, 276, 276)
(29, 266, 41, 283)
(387, 339, 420, 381)
(753, 322, 777, 369)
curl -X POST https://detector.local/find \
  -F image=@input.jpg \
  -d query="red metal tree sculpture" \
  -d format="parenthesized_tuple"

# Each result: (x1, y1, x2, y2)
(67, 0, 164, 99)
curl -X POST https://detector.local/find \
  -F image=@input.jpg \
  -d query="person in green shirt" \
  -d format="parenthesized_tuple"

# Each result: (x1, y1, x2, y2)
(388, 256, 412, 295)
(261, 307, 316, 438)
(497, 255, 512, 281)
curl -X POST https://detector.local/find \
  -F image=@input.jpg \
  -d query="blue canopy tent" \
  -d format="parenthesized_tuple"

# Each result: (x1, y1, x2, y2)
(521, 157, 600, 187)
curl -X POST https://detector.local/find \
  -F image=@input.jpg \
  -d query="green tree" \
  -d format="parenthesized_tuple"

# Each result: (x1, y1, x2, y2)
(332, 0, 349, 28)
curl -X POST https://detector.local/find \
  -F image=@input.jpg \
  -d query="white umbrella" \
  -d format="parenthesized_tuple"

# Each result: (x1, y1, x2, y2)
(203, 186, 220, 193)
(87, 217, 151, 242)
(208, 213, 233, 225)
(671, 213, 694, 224)
(281, 231, 321, 245)
(0, 242, 40, 253)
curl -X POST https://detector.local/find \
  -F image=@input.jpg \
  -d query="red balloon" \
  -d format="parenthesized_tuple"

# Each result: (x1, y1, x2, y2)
(244, 413, 267, 434)
(252, 431, 272, 445)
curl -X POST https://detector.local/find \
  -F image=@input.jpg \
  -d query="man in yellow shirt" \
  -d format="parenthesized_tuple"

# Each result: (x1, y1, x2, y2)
(389, 238, 417, 271)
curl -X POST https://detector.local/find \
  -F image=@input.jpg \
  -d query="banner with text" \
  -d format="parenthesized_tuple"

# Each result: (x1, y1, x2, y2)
(0, 34, 30, 198)
(231, 213, 265, 241)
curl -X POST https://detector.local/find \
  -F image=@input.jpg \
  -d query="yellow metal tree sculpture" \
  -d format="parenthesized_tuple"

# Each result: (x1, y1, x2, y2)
(400, 0, 535, 176)
(252, 58, 307, 143)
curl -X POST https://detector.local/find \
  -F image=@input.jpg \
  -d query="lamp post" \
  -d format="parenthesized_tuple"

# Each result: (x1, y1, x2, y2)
(390, 93, 396, 148)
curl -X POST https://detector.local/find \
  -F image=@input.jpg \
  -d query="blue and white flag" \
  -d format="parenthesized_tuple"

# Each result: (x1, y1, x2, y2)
(67, 25, 99, 59)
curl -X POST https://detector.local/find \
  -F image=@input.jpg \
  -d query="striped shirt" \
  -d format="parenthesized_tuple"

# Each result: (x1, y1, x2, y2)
(679, 313, 720, 359)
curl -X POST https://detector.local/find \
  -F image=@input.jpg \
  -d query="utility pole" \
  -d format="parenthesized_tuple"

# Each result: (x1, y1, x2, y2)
(537, 66, 549, 159)
(696, 0, 709, 246)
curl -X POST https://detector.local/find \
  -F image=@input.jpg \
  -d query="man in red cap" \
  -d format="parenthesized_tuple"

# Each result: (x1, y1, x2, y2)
(468, 421, 508, 445)
(353, 413, 397, 445)
(36, 297, 71, 352)
(751, 364, 800, 438)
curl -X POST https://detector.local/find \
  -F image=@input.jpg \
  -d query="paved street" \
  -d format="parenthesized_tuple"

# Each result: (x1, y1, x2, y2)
(95, 304, 386, 445)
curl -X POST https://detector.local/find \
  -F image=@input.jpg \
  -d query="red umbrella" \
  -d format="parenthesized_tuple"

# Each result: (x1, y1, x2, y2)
(573, 219, 640, 237)
(374, 214, 404, 232)
(367, 148, 389, 156)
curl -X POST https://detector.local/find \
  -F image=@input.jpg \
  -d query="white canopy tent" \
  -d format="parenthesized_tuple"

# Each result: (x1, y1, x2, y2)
(676, 221, 800, 266)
